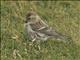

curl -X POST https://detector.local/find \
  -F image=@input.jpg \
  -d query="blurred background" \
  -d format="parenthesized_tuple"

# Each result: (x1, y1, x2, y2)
(1, 1, 80, 60)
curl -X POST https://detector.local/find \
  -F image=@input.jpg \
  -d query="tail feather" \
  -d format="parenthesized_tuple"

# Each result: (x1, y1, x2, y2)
(53, 33, 72, 43)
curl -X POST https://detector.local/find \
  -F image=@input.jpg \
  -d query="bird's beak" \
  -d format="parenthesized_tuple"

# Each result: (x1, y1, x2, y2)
(24, 20, 28, 23)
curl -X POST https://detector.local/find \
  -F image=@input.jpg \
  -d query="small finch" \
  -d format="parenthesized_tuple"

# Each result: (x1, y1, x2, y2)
(24, 9, 71, 42)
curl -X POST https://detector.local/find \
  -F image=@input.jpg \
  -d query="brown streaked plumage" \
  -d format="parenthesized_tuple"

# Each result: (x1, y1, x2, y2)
(24, 9, 71, 42)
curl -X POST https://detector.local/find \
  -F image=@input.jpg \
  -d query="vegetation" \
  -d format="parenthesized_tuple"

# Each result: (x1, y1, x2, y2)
(1, 1, 80, 60)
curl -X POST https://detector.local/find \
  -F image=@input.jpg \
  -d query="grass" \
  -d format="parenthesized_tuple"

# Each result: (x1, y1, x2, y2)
(1, 1, 80, 60)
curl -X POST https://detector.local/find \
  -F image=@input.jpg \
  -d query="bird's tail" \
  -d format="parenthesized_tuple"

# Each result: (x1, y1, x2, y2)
(53, 33, 72, 43)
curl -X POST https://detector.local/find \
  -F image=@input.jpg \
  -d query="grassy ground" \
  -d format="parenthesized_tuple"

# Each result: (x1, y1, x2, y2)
(1, 1, 80, 60)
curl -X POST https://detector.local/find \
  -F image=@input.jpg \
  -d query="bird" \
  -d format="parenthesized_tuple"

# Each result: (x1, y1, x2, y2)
(24, 9, 71, 43)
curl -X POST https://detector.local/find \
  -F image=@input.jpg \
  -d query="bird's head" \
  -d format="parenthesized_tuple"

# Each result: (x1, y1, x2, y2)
(25, 9, 40, 23)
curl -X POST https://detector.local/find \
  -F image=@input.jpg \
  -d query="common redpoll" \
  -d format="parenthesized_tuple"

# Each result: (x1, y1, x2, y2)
(24, 9, 71, 42)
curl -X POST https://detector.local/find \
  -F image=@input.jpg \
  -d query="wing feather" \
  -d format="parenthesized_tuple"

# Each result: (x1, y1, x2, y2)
(30, 20, 68, 40)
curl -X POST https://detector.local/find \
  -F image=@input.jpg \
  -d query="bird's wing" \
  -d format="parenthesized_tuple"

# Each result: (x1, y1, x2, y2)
(37, 26, 69, 40)
(30, 19, 68, 40)
(30, 19, 48, 31)
(30, 19, 59, 36)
